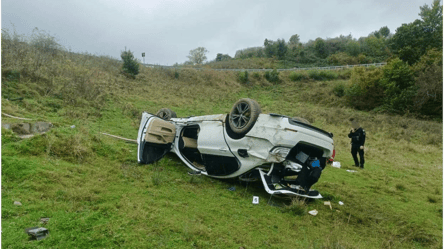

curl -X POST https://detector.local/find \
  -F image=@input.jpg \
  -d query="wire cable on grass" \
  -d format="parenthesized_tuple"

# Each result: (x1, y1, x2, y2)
(2, 112, 33, 120)
(100, 132, 137, 144)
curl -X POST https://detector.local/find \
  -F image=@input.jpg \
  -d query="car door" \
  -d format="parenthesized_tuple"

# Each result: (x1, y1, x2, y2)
(197, 120, 240, 176)
(137, 113, 176, 164)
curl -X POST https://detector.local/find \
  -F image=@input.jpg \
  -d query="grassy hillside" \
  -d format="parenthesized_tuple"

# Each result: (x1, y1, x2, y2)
(2, 33, 442, 248)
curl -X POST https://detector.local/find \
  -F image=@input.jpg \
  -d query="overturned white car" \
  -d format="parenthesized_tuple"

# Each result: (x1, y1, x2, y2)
(137, 99, 334, 198)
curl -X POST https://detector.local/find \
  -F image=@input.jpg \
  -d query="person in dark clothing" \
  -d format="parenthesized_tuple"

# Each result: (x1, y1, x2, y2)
(348, 118, 365, 168)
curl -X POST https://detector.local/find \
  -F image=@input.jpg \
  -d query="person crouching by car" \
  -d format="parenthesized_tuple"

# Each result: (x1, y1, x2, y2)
(348, 118, 365, 168)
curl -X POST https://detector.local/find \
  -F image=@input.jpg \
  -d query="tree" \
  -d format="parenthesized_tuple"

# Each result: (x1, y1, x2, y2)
(345, 40, 361, 56)
(234, 47, 262, 59)
(264, 39, 276, 58)
(314, 38, 327, 58)
(288, 34, 300, 48)
(419, 0, 443, 49)
(412, 48, 443, 116)
(361, 35, 391, 61)
(381, 58, 416, 112)
(276, 39, 288, 60)
(216, 53, 232, 61)
(390, 0, 442, 65)
(216, 53, 223, 61)
(327, 52, 358, 65)
(390, 20, 424, 64)
(345, 67, 385, 110)
(378, 26, 390, 38)
(121, 49, 139, 78)
(187, 47, 208, 65)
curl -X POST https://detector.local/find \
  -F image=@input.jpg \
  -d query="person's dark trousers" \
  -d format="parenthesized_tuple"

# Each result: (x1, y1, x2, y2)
(351, 144, 364, 167)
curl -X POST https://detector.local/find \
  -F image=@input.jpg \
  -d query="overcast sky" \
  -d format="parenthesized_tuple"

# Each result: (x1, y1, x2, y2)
(2, 0, 433, 65)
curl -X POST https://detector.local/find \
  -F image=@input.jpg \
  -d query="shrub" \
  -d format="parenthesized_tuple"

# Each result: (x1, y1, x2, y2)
(29, 28, 62, 56)
(381, 58, 416, 113)
(238, 70, 249, 84)
(289, 71, 309, 81)
(2, 70, 21, 82)
(319, 70, 338, 80)
(307, 70, 338, 81)
(308, 70, 322, 80)
(251, 72, 261, 80)
(264, 69, 280, 83)
(2, 29, 113, 109)
(121, 50, 139, 78)
(332, 82, 346, 97)
(345, 67, 385, 110)
(337, 69, 352, 79)
(327, 52, 358, 65)
(412, 49, 443, 117)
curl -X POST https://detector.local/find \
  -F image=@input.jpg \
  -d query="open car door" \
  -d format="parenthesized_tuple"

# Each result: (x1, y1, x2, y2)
(137, 113, 176, 164)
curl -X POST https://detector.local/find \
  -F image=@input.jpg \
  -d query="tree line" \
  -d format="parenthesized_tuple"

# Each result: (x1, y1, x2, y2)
(183, 0, 442, 117)
(206, 1, 441, 70)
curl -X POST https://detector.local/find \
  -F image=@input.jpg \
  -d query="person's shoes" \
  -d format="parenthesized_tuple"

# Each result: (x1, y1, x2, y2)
(360, 164, 364, 169)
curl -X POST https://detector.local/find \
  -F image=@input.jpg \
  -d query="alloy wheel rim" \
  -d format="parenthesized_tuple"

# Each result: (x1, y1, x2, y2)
(231, 102, 251, 129)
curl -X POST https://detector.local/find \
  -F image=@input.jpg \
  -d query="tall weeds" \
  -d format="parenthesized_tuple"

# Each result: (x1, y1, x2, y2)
(1, 28, 121, 108)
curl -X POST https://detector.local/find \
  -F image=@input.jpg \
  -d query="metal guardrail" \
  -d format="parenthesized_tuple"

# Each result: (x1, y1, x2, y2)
(143, 62, 387, 72)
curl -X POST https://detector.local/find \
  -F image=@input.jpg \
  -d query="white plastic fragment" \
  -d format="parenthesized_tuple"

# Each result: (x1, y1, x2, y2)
(332, 161, 341, 168)
(324, 201, 332, 210)
(252, 196, 259, 204)
(346, 170, 357, 173)
(70, 125, 76, 129)
(338, 201, 344, 206)
(308, 209, 318, 216)
(13, 201, 22, 206)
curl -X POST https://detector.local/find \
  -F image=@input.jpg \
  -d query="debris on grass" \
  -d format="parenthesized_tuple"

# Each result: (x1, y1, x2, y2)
(40, 218, 50, 224)
(339, 201, 344, 205)
(13, 201, 22, 206)
(324, 201, 332, 210)
(346, 170, 357, 173)
(25, 227, 49, 240)
(2, 113, 32, 120)
(332, 161, 341, 168)
(308, 209, 318, 216)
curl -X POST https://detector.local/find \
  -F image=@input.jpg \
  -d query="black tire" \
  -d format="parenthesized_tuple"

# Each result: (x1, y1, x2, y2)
(229, 98, 261, 135)
(156, 108, 177, 120)
(292, 116, 310, 125)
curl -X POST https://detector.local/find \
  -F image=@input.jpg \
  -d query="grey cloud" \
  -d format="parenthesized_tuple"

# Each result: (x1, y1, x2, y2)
(2, 0, 432, 65)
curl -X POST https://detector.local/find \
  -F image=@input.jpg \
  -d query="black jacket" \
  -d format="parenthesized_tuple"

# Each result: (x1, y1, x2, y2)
(348, 127, 366, 146)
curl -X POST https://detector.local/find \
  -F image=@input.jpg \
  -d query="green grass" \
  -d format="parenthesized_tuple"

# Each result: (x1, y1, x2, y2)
(2, 33, 443, 248)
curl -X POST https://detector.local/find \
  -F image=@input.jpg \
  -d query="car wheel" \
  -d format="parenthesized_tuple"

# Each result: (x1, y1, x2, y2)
(229, 98, 261, 135)
(156, 108, 177, 120)
(292, 116, 310, 125)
